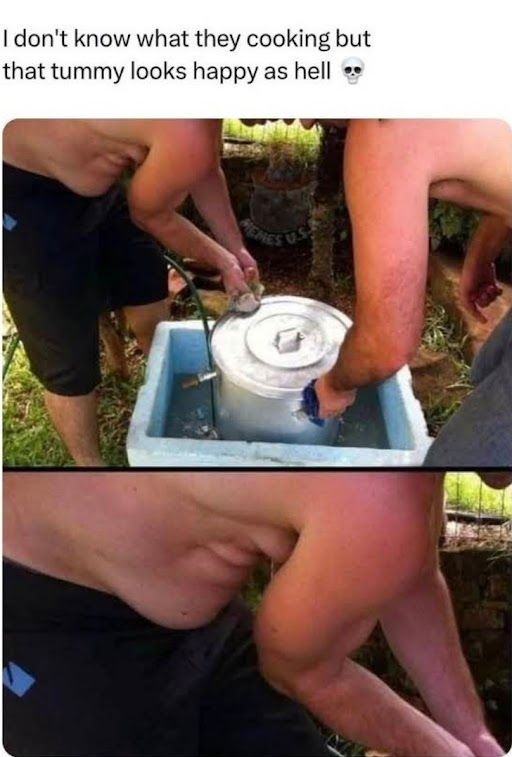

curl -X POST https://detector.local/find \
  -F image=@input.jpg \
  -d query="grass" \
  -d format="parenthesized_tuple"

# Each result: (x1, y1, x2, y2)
(445, 472, 512, 517)
(420, 297, 472, 435)
(422, 298, 465, 355)
(223, 119, 321, 163)
(3, 333, 144, 467)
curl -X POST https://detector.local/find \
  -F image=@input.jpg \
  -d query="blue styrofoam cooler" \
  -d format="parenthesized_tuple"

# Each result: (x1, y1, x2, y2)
(127, 321, 432, 467)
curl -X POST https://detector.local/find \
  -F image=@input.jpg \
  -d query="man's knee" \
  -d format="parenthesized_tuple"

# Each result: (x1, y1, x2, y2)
(124, 299, 169, 349)
(6, 297, 101, 396)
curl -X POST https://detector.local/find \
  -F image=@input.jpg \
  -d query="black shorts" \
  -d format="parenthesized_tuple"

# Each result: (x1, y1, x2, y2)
(3, 561, 331, 757)
(3, 163, 168, 396)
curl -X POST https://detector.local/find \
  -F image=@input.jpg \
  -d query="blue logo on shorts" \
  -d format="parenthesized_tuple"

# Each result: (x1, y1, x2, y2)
(3, 662, 36, 697)
(3, 213, 18, 231)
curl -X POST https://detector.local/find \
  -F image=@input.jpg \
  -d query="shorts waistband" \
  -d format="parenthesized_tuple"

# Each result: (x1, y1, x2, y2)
(3, 162, 119, 205)
(3, 161, 75, 196)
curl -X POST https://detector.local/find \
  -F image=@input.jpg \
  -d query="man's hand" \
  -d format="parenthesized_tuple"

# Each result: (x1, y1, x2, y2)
(460, 259, 503, 324)
(234, 247, 260, 286)
(460, 215, 510, 324)
(220, 258, 252, 298)
(219, 247, 261, 304)
(315, 373, 357, 419)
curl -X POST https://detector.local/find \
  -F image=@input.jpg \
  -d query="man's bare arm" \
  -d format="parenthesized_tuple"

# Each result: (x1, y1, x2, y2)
(127, 121, 250, 296)
(190, 163, 259, 282)
(460, 215, 510, 323)
(315, 121, 433, 417)
(379, 479, 503, 757)
(254, 473, 474, 757)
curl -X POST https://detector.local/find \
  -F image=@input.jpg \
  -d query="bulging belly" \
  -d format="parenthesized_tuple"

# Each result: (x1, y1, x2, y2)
(54, 164, 125, 197)
(47, 150, 140, 196)
(111, 545, 261, 631)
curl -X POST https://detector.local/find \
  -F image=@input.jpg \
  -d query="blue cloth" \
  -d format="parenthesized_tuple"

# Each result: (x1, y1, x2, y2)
(302, 380, 325, 427)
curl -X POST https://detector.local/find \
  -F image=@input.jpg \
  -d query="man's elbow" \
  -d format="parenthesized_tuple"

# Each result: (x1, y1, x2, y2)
(128, 201, 173, 239)
(366, 340, 418, 382)
(257, 647, 298, 699)
(258, 646, 348, 719)
(128, 205, 151, 232)
(257, 646, 332, 705)
(379, 349, 415, 379)
(353, 320, 421, 381)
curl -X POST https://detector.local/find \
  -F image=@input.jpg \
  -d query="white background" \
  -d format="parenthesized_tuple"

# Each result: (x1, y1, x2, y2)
(0, 0, 511, 121)
(1, 4, 511, 755)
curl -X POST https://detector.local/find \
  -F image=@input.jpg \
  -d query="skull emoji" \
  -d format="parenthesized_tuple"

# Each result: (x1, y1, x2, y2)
(342, 57, 364, 85)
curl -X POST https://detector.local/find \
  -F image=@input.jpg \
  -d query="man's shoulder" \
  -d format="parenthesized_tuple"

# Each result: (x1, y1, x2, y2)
(125, 118, 220, 148)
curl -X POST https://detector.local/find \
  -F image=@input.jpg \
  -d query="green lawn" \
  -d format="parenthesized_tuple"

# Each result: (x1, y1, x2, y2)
(223, 118, 321, 148)
(3, 337, 142, 467)
(445, 472, 511, 517)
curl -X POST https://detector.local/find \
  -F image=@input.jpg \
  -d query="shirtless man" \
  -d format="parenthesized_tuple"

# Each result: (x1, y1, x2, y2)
(3, 119, 258, 465)
(312, 119, 512, 466)
(4, 471, 503, 757)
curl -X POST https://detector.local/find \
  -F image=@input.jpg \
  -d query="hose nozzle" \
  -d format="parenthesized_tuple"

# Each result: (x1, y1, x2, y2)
(181, 371, 217, 390)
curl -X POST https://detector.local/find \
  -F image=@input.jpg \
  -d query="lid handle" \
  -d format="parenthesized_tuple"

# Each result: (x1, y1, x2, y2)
(274, 327, 305, 354)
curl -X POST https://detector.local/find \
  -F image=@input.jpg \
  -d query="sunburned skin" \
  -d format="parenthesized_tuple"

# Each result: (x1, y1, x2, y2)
(345, 119, 512, 226)
(3, 472, 299, 628)
(313, 118, 512, 415)
(303, 119, 512, 223)
(2, 119, 217, 197)
(3, 472, 430, 629)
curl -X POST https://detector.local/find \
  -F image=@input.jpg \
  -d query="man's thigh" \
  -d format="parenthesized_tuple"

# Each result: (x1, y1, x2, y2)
(4, 561, 148, 756)
(4, 286, 101, 396)
(199, 600, 331, 757)
(3, 168, 105, 395)
(3, 560, 203, 757)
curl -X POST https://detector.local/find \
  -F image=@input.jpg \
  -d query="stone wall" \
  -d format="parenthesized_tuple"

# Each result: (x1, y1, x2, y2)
(441, 546, 510, 746)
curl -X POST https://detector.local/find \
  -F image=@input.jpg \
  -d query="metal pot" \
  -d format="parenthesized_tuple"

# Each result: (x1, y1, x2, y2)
(209, 295, 351, 445)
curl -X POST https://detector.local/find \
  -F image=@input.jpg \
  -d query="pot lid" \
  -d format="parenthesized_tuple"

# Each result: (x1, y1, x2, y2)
(211, 296, 351, 397)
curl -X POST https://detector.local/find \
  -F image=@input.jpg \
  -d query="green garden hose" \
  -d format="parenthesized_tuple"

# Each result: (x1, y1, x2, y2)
(3, 332, 20, 380)
(163, 251, 214, 372)
(163, 251, 217, 427)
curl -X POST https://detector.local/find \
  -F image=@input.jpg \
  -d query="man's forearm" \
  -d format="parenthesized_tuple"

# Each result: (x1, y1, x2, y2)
(191, 166, 246, 256)
(327, 322, 410, 391)
(466, 216, 511, 267)
(290, 658, 472, 757)
(380, 568, 502, 755)
(138, 208, 239, 275)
